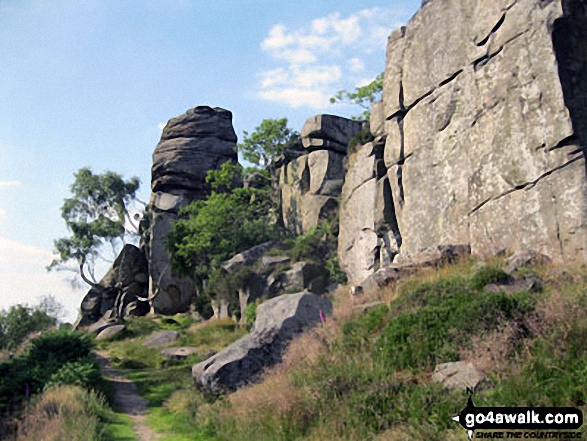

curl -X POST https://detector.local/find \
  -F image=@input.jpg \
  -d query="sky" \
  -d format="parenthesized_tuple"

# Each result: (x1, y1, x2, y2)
(0, 0, 421, 322)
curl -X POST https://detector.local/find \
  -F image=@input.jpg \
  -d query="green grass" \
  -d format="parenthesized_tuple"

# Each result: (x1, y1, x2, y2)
(103, 411, 138, 441)
(94, 261, 587, 441)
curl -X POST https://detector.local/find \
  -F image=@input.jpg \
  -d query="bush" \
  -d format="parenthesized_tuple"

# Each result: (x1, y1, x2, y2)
(0, 329, 98, 413)
(376, 278, 535, 371)
(244, 300, 260, 329)
(45, 359, 102, 391)
(470, 265, 511, 290)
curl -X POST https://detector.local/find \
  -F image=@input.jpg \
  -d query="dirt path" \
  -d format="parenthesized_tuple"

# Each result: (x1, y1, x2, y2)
(96, 351, 162, 441)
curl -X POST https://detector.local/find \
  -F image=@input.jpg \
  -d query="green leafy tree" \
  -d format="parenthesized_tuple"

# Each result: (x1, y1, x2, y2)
(330, 73, 384, 121)
(0, 303, 57, 350)
(237, 118, 298, 168)
(48, 168, 142, 287)
(167, 163, 279, 281)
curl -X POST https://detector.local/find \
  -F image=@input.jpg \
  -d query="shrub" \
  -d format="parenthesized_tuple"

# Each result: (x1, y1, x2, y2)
(45, 359, 102, 391)
(470, 265, 511, 290)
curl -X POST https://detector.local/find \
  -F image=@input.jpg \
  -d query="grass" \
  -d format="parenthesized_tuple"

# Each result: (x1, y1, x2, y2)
(142, 258, 586, 441)
(86, 258, 587, 440)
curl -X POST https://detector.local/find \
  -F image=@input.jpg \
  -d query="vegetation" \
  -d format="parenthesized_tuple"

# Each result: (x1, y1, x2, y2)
(48, 167, 142, 287)
(237, 118, 298, 168)
(330, 73, 384, 121)
(13, 385, 112, 441)
(93, 258, 586, 440)
(168, 162, 280, 282)
(0, 299, 59, 350)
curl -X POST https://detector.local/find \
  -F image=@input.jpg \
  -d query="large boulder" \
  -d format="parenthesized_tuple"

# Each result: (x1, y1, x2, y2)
(193, 291, 332, 392)
(75, 244, 149, 328)
(148, 106, 238, 314)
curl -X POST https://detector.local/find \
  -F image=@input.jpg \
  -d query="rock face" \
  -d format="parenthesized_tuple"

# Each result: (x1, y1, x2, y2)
(148, 106, 238, 314)
(76, 244, 150, 327)
(340, 0, 587, 284)
(277, 115, 363, 234)
(192, 291, 332, 392)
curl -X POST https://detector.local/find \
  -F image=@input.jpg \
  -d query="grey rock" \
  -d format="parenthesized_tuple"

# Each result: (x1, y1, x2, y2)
(222, 242, 274, 272)
(283, 262, 329, 295)
(432, 361, 486, 390)
(193, 291, 332, 392)
(75, 244, 149, 328)
(161, 347, 199, 360)
(260, 255, 290, 269)
(95, 325, 126, 341)
(301, 114, 364, 153)
(369, 101, 386, 137)
(148, 106, 238, 315)
(87, 318, 120, 335)
(143, 330, 179, 348)
(505, 251, 551, 275)
(379, 0, 587, 264)
(484, 274, 544, 294)
(278, 147, 345, 235)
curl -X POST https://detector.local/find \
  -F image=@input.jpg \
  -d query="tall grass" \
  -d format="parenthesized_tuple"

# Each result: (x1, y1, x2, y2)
(13, 385, 108, 441)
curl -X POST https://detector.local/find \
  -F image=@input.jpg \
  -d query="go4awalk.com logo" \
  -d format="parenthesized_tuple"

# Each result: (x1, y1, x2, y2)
(451, 389, 583, 440)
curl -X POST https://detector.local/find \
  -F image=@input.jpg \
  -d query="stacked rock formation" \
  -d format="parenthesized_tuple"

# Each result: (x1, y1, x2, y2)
(275, 114, 364, 234)
(148, 106, 238, 313)
(75, 244, 149, 327)
(339, 0, 587, 284)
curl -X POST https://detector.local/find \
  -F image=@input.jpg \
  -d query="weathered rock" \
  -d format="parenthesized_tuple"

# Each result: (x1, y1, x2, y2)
(338, 141, 402, 285)
(143, 330, 179, 348)
(161, 347, 199, 360)
(192, 291, 332, 392)
(149, 106, 238, 315)
(301, 114, 364, 153)
(391, 245, 471, 269)
(484, 274, 544, 294)
(355, 0, 587, 273)
(282, 262, 329, 295)
(505, 250, 552, 275)
(75, 244, 149, 328)
(87, 318, 120, 335)
(221, 242, 274, 272)
(432, 361, 486, 390)
(279, 149, 345, 234)
(95, 325, 126, 341)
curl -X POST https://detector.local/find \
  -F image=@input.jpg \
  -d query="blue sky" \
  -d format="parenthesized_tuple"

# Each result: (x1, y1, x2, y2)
(0, 0, 420, 321)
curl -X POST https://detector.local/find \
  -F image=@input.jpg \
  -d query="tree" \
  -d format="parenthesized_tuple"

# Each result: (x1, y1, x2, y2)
(330, 73, 384, 121)
(237, 118, 298, 168)
(48, 168, 142, 287)
(0, 302, 58, 350)
(167, 163, 279, 281)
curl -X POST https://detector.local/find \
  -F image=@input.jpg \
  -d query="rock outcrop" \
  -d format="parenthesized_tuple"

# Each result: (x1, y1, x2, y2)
(340, 0, 587, 284)
(276, 115, 364, 234)
(75, 244, 149, 327)
(193, 291, 332, 392)
(148, 106, 238, 314)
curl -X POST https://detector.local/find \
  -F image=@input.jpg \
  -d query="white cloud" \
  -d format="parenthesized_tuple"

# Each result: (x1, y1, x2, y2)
(257, 7, 410, 109)
(157, 122, 167, 131)
(349, 57, 366, 73)
(0, 236, 85, 323)
(0, 209, 5, 221)
(0, 180, 21, 188)
(258, 88, 330, 109)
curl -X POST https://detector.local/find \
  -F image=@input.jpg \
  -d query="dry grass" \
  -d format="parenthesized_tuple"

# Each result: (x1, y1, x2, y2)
(13, 385, 106, 441)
